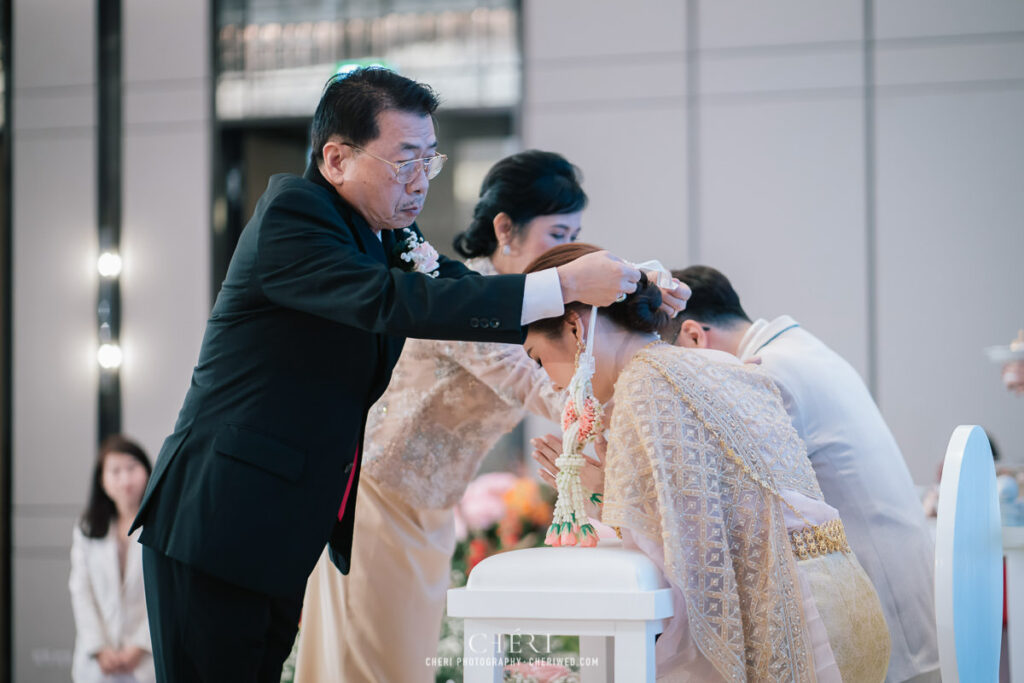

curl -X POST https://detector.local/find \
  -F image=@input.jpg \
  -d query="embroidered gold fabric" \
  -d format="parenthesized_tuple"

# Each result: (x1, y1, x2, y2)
(602, 345, 822, 683)
(362, 258, 565, 510)
(799, 553, 891, 682)
(790, 519, 851, 561)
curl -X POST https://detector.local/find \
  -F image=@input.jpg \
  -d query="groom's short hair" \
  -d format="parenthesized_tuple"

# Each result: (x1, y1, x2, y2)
(310, 67, 440, 164)
(659, 265, 752, 343)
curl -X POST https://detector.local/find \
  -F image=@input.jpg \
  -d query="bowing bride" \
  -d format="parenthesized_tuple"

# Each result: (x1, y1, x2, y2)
(293, 151, 687, 682)
(526, 243, 892, 682)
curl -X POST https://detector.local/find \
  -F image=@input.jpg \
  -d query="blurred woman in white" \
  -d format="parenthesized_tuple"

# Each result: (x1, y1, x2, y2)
(69, 435, 155, 683)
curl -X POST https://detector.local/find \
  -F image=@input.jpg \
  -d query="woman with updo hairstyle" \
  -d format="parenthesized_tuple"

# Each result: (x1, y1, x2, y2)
(452, 149, 588, 272)
(293, 150, 587, 682)
(69, 435, 155, 683)
(527, 243, 892, 682)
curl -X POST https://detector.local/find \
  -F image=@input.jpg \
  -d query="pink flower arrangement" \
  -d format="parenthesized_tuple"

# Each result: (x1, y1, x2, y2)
(505, 661, 577, 683)
(560, 397, 600, 441)
(561, 402, 576, 431)
(458, 472, 519, 531)
(453, 472, 556, 577)
(577, 398, 600, 441)
(547, 389, 604, 547)
(546, 521, 599, 548)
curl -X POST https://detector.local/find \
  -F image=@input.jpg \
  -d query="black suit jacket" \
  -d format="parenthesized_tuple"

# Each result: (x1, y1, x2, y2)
(131, 165, 527, 596)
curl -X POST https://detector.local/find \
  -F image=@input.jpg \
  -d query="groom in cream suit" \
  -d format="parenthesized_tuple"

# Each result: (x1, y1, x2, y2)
(664, 265, 940, 683)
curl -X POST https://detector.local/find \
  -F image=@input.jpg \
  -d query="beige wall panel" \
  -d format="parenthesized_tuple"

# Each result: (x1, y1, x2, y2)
(875, 87, 1024, 481)
(699, 97, 870, 376)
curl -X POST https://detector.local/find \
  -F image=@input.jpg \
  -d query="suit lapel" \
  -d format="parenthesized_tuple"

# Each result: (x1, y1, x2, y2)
(374, 228, 402, 376)
(380, 227, 395, 267)
(302, 165, 402, 383)
(351, 213, 387, 265)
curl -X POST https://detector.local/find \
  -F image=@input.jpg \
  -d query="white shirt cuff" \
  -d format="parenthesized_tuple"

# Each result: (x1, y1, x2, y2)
(521, 268, 564, 325)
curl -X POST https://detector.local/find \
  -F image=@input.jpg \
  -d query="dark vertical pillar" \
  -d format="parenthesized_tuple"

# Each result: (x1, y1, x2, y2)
(97, 0, 123, 439)
(211, 0, 225, 304)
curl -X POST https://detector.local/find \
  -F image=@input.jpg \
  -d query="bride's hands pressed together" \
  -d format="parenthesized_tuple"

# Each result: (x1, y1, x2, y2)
(531, 432, 606, 496)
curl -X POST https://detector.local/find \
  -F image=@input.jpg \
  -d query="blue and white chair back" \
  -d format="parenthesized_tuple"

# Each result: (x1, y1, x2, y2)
(934, 425, 1003, 682)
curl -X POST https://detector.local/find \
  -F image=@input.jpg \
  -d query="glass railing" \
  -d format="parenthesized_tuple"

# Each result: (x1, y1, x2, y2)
(216, 3, 520, 120)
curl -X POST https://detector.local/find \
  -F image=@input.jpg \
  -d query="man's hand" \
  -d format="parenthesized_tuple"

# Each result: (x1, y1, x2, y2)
(556, 251, 641, 307)
(655, 277, 690, 318)
(531, 433, 606, 495)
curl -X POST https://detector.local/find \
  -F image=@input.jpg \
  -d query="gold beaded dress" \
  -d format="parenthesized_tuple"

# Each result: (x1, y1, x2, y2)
(601, 344, 892, 682)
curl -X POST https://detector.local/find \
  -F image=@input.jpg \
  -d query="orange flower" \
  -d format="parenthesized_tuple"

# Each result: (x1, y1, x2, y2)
(467, 538, 490, 573)
(577, 397, 601, 440)
(497, 510, 523, 548)
(502, 477, 553, 527)
(561, 401, 578, 431)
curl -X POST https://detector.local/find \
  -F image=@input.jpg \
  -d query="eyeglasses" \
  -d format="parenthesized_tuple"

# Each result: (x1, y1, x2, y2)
(343, 143, 447, 183)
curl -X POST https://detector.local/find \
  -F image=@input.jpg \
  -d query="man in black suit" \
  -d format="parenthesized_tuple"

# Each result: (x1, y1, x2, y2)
(132, 68, 686, 682)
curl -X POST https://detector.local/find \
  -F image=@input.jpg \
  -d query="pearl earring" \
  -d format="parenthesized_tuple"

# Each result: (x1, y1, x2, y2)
(502, 245, 511, 256)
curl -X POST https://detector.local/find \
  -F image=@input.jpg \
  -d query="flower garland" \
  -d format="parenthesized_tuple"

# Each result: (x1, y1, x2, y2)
(544, 306, 603, 548)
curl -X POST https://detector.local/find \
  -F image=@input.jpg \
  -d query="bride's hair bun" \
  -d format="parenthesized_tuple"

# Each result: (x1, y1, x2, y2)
(608, 272, 669, 334)
(523, 243, 671, 337)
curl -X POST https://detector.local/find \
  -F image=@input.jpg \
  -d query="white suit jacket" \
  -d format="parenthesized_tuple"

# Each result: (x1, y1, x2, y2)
(738, 316, 939, 682)
(69, 525, 155, 683)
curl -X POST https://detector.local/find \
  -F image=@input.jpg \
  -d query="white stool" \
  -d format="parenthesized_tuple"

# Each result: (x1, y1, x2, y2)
(447, 545, 673, 683)
(934, 425, 1003, 682)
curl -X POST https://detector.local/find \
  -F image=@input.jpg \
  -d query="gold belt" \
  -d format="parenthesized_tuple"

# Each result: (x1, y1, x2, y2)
(790, 518, 851, 560)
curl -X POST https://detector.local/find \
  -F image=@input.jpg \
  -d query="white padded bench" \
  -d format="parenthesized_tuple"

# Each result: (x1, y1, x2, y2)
(447, 545, 673, 682)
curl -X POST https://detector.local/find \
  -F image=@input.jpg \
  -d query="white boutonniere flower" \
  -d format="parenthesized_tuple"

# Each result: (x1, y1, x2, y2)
(392, 228, 440, 278)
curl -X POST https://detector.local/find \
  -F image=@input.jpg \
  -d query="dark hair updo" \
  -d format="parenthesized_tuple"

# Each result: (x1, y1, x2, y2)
(452, 150, 588, 259)
(522, 243, 669, 336)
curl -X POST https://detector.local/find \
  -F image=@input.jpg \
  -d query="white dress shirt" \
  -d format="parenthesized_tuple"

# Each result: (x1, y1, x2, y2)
(374, 229, 563, 326)
(520, 268, 564, 325)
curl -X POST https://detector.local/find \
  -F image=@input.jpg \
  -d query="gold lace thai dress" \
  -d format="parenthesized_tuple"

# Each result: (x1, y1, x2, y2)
(602, 344, 891, 682)
(293, 257, 564, 683)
